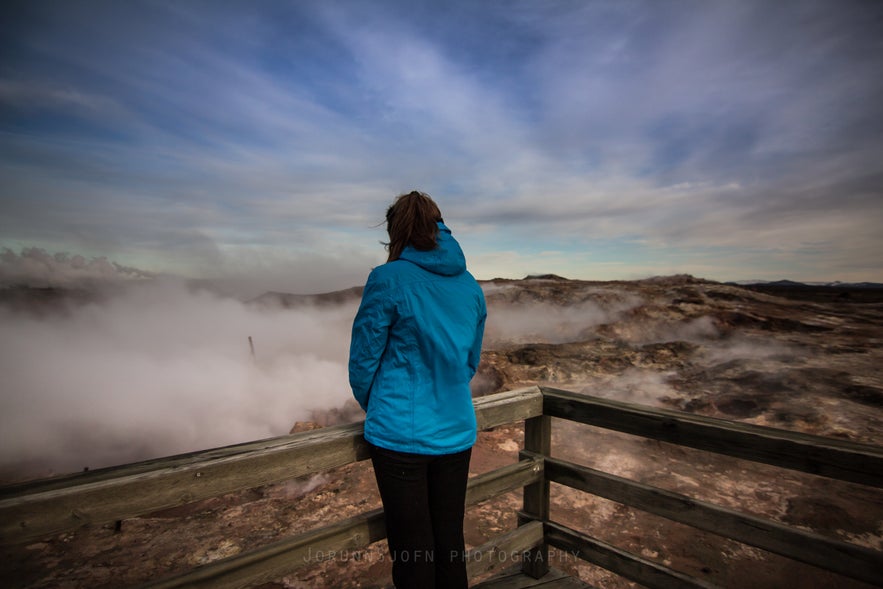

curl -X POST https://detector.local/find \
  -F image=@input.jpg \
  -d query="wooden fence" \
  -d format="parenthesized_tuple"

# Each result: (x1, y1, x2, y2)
(1, 385, 881, 588)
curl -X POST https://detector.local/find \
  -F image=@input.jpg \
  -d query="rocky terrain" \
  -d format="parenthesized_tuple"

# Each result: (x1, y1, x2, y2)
(2, 275, 882, 588)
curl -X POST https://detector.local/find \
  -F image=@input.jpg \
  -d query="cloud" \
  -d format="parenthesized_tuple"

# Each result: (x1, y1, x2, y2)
(459, 1, 883, 271)
(0, 79, 128, 118)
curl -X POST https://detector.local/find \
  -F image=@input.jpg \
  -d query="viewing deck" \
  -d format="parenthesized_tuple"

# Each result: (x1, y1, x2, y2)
(474, 567, 593, 588)
(1, 386, 882, 588)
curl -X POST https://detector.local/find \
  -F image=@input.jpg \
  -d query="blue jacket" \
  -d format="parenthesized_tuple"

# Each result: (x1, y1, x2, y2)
(349, 222, 487, 455)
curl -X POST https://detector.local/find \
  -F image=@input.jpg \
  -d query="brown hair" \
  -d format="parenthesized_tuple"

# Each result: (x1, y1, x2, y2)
(385, 190, 443, 262)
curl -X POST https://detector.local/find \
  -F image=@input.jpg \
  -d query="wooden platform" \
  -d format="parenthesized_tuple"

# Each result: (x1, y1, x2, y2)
(472, 567, 593, 589)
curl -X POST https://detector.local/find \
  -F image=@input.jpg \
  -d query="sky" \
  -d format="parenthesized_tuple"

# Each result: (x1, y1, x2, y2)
(1, 0, 882, 294)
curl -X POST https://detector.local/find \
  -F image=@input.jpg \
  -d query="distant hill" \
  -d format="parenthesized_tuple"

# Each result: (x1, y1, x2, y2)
(830, 281, 883, 289)
(728, 279, 883, 304)
(730, 279, 883, 289)
(524, 273, 570, 281)
(248, 286, 363, 308)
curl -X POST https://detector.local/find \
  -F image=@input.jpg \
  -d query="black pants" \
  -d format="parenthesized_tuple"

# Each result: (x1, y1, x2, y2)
(369, 443, 472, 589)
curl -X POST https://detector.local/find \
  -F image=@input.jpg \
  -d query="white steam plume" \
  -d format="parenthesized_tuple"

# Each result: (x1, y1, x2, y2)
(572, 368, 678, 407)
(0, 247, 153, 286)
(483, 295, 642, 346)
(0, 279, 358, 479)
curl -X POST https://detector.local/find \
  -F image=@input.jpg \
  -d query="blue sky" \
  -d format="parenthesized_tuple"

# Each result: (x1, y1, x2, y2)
(1, 0, 882, 293)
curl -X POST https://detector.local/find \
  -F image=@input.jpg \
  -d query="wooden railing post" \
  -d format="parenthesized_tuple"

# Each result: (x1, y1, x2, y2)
(520, 413, 551, 578)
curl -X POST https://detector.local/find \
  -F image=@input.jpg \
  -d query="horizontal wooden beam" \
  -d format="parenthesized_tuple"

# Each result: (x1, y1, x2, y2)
(467, 457, 543, 506)
(0, 388, 540, 544)
(541, 386, 883, 487)
(475, 386, 543, 430)
(466, 520, 544, 580)
(0, 423, 369, 544)
(0, 431, 336, 498)
(539, 518, 723, 589)
(542, 455, 883, 587)
(145, 506, 386, 589)
(142, 459, 542, 588)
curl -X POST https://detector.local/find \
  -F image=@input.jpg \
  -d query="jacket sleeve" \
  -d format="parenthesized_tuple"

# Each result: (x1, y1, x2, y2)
(467, 292, 487, 377)
(348, 271, 394, 412)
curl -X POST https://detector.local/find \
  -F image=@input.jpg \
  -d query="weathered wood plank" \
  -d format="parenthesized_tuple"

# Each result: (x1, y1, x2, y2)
(521, 414, 551, 579)
(142, 460, 542, 588)
(0, 389, 539, 544)
(144, 506, 386, 589)
(466, 520, 544, 580)
(467, 458, 543, 506)
(0, 423, 369, 544)
(472, 566, 589, 589)
(542, 455, 883, 587)
(475, 386, 543, 430)
(540, 519, 724, 589)
(542, 386, 883, 487)
(0, 431, 331, 498)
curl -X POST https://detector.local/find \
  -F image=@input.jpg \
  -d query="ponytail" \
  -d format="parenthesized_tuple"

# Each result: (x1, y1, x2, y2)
(385, 191, 443, 262)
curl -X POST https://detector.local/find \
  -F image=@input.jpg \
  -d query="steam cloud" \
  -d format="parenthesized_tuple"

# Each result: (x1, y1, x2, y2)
(483, 291, 643, 346)
(0, 265, 799, 482)
(0, 279, 358, 479)
(1, 247, 154, 287)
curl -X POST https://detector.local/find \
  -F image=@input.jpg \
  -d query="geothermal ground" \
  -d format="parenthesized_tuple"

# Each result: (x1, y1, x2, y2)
(2, 275, 882, 588)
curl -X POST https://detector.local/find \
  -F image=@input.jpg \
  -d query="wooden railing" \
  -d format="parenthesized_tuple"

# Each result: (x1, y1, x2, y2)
(531, 387, 883, 588)
(1, 385, 882, 588)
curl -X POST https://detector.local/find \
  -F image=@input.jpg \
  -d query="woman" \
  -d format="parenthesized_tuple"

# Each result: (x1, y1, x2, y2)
(349, 191, 487, 588)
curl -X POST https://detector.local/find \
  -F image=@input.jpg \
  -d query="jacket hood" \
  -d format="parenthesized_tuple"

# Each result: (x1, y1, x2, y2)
(398, 222, 466, 276)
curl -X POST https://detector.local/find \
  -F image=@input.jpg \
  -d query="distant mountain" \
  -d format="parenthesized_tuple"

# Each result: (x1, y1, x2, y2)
(248, 286, 363, 308)
(524, 273, 570, 281)
(829, 281, 883, 289)
(729, 279, 883, 289)
(726, 279, 883, 304)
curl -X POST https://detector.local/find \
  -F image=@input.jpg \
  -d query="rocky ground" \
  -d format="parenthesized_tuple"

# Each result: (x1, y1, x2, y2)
(2, 275, 882, 588)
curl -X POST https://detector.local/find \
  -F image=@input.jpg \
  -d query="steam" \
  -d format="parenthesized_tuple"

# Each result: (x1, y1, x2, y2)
(0, 269, 810, 481)
(582, 368, 679, 407)
(483, 294, 643, 346)
(0, 279, 358, 479)
(704, 337, 800, 363)
(650, 316, 719, 343)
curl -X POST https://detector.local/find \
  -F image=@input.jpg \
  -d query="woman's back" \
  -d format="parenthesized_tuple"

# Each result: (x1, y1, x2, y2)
(349, 222, 486, 454)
